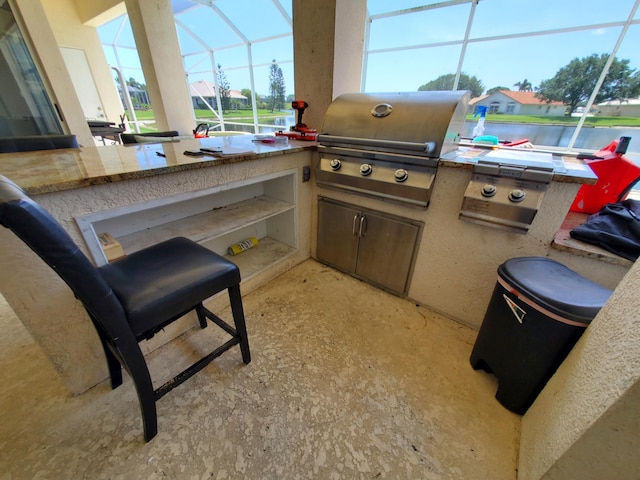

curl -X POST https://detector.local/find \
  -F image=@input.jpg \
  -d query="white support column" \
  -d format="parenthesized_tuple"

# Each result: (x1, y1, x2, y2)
(124, 0, 194, 134)
(292, 0, 366, 131)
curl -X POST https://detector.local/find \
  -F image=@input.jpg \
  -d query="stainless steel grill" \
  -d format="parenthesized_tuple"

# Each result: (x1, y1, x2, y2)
(316, 91, 470, 207)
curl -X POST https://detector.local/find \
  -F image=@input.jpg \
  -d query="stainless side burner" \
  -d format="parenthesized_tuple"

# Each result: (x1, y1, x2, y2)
(460, 153, 555, 233)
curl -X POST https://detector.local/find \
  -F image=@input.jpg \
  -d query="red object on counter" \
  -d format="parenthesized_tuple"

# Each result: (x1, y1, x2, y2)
(570, 137, 640, 214)
(275, 99, 318, 141)
(193, 123, 209, 138)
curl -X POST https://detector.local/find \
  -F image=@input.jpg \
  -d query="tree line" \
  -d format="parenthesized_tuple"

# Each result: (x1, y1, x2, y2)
(215, 59, 287, 112)
(125, 59, 288, 113)
(418, 53, 640, 115)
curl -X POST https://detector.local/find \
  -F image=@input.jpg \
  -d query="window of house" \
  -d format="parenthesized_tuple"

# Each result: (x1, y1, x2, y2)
(506, 102, 516, 114)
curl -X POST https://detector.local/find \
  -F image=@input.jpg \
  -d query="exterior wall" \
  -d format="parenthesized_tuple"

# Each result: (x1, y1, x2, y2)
(476, 92, 566, 116)
(42, 0, 124, 129)
(518, 259, 640, 480)
(519, 104, 566, 116)
(597, 103, 640, 117)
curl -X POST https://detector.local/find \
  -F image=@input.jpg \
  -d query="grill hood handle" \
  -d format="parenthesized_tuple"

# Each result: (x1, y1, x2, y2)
(317, 134, 437, 155)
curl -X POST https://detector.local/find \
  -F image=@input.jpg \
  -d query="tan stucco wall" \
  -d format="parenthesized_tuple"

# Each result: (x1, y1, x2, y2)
(73, 0, 125, 27)
(292, 0, 366, 132)
(519, 259, 640, 479)
(42, 0, 124, 128)
(311, 164, 622, 330)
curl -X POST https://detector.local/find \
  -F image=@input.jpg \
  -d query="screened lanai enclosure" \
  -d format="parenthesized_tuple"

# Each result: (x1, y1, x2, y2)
(99, 0, 639, 156)
(99, 0, 296, 135)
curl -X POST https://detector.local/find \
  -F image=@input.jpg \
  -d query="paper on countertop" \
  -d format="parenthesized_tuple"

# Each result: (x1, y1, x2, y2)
(214, 146, 255, 156)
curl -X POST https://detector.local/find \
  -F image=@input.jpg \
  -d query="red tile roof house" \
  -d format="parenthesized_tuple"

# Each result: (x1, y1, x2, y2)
(190, 80, 249, 109)
(470, 90, 567, 116)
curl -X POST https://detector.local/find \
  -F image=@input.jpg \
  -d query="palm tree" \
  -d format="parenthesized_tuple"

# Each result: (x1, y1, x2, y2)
(513, 79, 533, 92)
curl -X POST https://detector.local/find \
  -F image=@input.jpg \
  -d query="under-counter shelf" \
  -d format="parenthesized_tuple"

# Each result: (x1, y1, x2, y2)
(220, 236, 296, 279)
(76, 170, 298, 274)
(117, 195, 294, 254)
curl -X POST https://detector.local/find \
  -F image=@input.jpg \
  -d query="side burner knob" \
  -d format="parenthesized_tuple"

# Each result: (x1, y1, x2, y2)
(394, 169, 408, 182)
(360, 164, 373, 176)
(481, 184, 496, 197)
(509, 189, 526, 202)
(329, 158, 341, 171)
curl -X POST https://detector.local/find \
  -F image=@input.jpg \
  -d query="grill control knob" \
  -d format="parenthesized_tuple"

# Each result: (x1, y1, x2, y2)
(360, 164, 373, 176)
(394, 169, 408, 182)
(509, 189, 526, 202)
(481, 184, 496, 197)
(329, 158, 341, 171)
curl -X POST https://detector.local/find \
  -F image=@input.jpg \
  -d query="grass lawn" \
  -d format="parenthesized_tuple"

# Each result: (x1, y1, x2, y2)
(128, 109, 639, 127)
(466, 114, 640, 127)
(126, 109, 290, 121)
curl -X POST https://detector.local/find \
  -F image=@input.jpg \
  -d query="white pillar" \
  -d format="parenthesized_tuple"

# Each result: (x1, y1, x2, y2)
(124, 0, 193, 134)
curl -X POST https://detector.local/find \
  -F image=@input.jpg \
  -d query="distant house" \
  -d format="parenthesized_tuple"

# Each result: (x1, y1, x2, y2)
(596, 98, 640, 117)
(470, 91, 566, 116)
(117, 85, 150, 109)
(190, 80, 248, 109)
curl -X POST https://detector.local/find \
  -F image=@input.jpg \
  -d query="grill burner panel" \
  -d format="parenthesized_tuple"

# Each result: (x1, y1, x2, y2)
(317, 154, 437, 207)
(316, 91, 470, 207)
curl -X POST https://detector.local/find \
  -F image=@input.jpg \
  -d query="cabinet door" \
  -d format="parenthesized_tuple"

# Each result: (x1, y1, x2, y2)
(355, 210, 420, 295)
(316, 198, 359, 273)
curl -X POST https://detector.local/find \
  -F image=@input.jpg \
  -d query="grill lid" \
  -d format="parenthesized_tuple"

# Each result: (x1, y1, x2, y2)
(318, 90, 470, 157)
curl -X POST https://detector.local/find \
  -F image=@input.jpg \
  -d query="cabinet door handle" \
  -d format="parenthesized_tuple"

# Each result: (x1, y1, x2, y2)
(359, 214, 367, 237)
(352, 214, 360, 236)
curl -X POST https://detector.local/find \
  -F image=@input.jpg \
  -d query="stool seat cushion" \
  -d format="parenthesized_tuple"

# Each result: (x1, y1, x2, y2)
(498, 257, 612, 324)
(99, 237, 240, 338)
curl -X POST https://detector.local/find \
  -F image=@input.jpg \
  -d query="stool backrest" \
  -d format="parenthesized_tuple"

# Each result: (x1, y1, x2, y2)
(0, 175, 130, 340)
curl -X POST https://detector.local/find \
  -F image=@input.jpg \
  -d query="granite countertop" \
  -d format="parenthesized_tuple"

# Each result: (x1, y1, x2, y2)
(0, 135, 316, 195)
(439, 145, 597, 184)
(0, 135, 596, 195)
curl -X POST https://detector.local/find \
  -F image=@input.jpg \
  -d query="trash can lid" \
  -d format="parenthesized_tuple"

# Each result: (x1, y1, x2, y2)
(498, 257, 613, 324)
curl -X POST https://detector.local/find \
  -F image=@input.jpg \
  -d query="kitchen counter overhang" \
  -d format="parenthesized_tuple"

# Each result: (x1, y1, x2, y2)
(1, 136, 316, 195)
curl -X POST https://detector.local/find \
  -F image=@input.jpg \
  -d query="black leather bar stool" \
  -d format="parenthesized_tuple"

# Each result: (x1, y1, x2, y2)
(0, 175, 251, 441)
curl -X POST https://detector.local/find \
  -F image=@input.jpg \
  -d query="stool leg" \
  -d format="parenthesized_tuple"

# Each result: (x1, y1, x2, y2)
(195, 305, 208, 329)
(228, 284, 251, 364)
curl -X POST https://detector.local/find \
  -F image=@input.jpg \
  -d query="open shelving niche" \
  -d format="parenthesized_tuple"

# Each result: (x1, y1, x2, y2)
(76, 169, 298, 280)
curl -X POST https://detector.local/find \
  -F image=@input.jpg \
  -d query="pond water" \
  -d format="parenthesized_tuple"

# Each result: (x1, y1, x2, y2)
(462, 121, 639, 153)
(218, 113, 638, 161)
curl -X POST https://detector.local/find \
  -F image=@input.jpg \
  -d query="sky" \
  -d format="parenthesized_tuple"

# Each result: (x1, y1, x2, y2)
(98, 0, 640, 99)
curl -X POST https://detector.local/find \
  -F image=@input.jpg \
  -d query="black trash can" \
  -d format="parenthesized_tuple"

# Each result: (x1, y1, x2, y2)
(470, 257, 612, 414)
